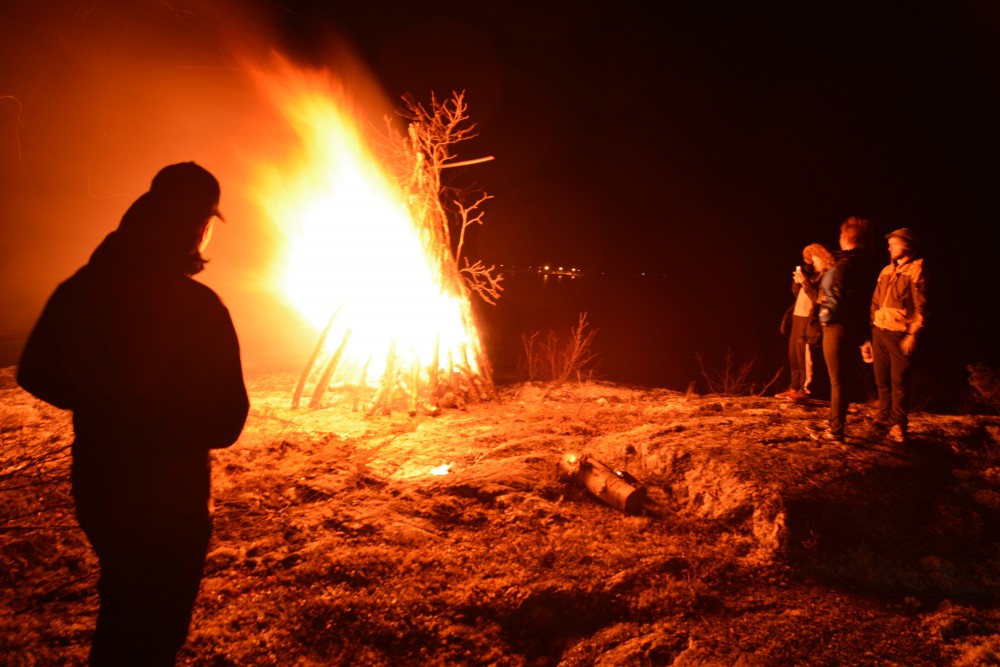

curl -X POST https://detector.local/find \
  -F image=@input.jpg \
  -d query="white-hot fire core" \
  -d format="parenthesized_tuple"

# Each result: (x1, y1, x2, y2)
(250, 62, 480, 386)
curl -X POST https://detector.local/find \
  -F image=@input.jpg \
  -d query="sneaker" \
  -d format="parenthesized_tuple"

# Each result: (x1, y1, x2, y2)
(790, 390, 810, 403)
(810, 429, 845, 443)
(775, 389, 798, 400)
(888, 424, 906, 444)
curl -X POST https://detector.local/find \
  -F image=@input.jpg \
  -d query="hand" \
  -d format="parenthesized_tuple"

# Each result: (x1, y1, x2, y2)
(900, 334, 916, 355)
(793, 268, 805, 284)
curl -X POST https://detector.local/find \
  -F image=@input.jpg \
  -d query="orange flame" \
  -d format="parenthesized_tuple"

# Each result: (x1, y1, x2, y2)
(250, 61, 481, 387)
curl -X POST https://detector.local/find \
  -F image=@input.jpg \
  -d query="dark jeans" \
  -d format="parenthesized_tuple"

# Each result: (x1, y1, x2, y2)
(73, 451, 212, 667)
(788, 316, 827, 397)
(822, 323, 867, 436)
(872, 326, 913, 430)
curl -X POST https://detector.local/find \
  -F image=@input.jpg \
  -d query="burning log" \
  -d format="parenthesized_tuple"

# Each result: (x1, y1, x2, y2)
(308, 328, 353, 409)
(560, 452, 646, 515)
(428, 336, 441, 400)
(351, 356, 373, 413)
(366, 341, 399, 416)
(292, 306, 342, 409)
(407, 358, 420, 416)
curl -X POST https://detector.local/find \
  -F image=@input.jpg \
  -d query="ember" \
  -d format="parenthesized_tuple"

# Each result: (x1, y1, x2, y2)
(250, 60, 498, 415)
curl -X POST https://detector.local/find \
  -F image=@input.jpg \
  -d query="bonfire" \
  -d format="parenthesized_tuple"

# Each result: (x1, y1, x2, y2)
(251, 62, 502, 416)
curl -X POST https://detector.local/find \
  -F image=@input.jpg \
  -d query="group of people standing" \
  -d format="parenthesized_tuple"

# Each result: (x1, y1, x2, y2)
(776, 216, 928, 445)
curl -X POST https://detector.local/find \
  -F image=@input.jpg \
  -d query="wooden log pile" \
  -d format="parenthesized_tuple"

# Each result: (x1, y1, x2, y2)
(292, 328, 495, 417)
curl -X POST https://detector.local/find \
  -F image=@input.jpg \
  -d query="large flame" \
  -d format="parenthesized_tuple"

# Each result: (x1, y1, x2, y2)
(250, 62, 481, 389)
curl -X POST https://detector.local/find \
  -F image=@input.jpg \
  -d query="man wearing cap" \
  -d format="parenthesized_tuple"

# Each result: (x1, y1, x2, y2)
(870, 227, 927, 444)
(18, 162, 249, 665)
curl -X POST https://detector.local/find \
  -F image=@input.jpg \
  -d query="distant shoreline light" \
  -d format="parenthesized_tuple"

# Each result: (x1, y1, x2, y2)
(494, 265, 669, 279)
(496, 264, 584, 278)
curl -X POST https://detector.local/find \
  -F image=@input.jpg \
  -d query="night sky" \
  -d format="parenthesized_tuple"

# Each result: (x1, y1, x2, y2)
(2, 1, 997, 389)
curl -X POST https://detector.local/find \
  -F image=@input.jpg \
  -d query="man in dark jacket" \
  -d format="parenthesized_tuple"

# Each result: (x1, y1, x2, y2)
(17, 162, 249, 666)
(810, 216, 879, 443)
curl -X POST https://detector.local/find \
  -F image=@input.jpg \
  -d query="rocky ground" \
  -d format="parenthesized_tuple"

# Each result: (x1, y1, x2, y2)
(2, 366, 999, 666)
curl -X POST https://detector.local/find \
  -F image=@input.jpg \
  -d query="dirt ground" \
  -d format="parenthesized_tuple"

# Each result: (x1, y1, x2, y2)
(2, 366, 1000, 666)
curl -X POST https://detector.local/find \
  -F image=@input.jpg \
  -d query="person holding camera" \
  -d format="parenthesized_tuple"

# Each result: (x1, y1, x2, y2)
(776, 242, 834, 402)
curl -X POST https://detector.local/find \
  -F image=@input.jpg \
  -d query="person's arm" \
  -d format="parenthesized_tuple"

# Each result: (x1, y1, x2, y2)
(901, 261, 927, 354)
(870, 268, 885, 327)
(817, 265, 839, 324)
(174, 292, 249, 450)
(801, 273, 822, 302)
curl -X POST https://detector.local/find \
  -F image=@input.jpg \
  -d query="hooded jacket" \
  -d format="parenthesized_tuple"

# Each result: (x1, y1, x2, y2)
(17, 212, 248, 485)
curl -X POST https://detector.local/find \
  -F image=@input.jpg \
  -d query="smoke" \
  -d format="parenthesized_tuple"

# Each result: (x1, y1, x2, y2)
(0, 1, 394, 372)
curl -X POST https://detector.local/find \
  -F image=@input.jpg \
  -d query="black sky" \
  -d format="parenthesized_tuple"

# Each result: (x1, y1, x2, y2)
(281, 1, 998, 266)
(2, 0, 997, 382)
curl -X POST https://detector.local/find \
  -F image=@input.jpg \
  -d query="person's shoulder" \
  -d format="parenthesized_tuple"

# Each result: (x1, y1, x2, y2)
(45, 265, 97, 301)
(183, 275, 224, 297)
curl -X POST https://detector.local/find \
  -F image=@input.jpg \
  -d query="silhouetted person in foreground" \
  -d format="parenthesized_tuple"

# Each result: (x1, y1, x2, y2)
(809, 216, 878, 443)
(17, 162, 249, 666)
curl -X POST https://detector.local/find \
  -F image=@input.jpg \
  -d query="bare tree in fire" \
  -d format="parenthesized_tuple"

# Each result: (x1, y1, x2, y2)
(386, 91, 503, 306)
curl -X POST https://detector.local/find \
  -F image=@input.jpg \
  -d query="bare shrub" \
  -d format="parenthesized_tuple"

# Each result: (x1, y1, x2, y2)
(519, 331, 542, 381)
(519, 313, 599, 382)
(696, 348, 782, 397)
